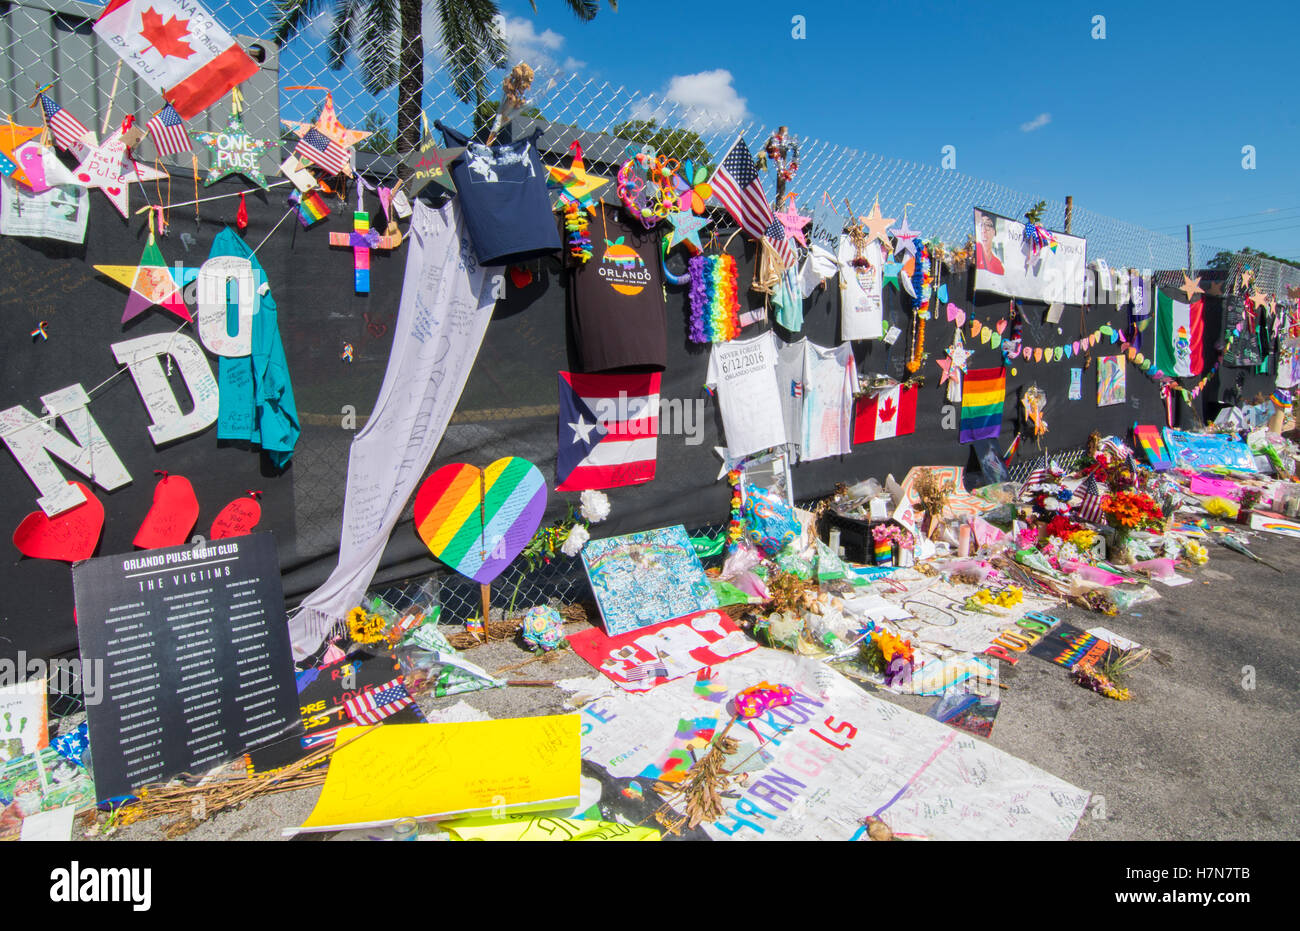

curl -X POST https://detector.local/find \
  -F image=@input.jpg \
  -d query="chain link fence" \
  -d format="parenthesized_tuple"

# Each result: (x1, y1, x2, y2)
(16, 2, 1299, 717)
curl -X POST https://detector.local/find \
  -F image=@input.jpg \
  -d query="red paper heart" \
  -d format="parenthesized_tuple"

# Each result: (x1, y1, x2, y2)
(13, 482, 104, 562)
(995, 319, 1007, 335)
(211, 496, 262, 540)
(134, 474, 199, 550)
(508, 265, 533, 289)
(106, 186, 121, 196)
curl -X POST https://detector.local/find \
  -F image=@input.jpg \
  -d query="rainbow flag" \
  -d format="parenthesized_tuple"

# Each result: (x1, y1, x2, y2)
(959, 367, 1006, 443)
(1133, 424, 1173, 471)
(294, 189, 330, 228)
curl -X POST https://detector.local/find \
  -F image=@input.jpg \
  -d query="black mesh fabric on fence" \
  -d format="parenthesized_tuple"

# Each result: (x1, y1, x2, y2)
(1, 167, 1205, 680)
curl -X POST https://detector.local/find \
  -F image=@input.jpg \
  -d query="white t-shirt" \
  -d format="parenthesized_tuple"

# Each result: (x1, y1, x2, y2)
(774, 337, 806, 461)
(838, 237, 883, 339)
(706, 332, 788, 458)
(801, 340, 859, 461)
(799, 243, 839, 299)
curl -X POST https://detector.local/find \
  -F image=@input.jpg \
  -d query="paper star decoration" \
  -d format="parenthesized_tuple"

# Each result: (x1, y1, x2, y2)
(401, 133, 464, 200)
(938, 337, 971, 384)
(195, 111, 277, 188)
(94, 233, 198, 324)
(0, 122, 43, 187)
(773, 197, 811, 248)
(889, 213, 921, 256)
(547, 141, 609, 213)
(1179, 271, 1204, 302)
(859, 198, 895, 249)
(282, 92, 372, 149)
(666, 210, 709, 253)
(73, 129, 168, 217)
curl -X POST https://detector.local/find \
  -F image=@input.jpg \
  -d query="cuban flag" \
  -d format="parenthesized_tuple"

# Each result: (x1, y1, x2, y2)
(557, 371, 660, 491)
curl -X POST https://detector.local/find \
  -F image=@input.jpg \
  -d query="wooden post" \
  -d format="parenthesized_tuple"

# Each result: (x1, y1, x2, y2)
(1063, 195, 1073, 234)
(480, 583, 492, 642)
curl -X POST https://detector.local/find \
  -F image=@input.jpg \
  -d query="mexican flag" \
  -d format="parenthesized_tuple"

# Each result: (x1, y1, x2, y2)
(1155, 290, 1204, 377)
(853, 384, 917, 443)
(94, 0, 259, 119)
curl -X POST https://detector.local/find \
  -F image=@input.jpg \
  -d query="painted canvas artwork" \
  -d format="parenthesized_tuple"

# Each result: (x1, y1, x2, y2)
(582, 525, 718, 636)
(1096, 355, 1126, 407)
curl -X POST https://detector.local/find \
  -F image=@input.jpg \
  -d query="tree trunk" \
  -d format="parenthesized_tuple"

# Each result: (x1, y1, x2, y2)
(397, 0, 425, 172)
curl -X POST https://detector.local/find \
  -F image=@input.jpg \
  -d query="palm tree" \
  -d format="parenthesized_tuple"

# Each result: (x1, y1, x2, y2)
(270, 0, 617, 157)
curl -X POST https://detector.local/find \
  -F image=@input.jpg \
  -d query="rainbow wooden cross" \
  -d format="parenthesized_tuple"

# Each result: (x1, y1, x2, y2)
(329, 209, 400, 293)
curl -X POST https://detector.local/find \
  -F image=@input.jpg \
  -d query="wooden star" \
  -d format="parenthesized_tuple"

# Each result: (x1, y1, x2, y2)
(73, 129, 168, 217)
(547, 141, 609, 213)
(401, 133, 464, 199)
(666, 210, 709, 253)
(859, 198, 895, 249)
(95, 234, 198, 324)
(0, 122, 43, 187)
(773, 197, 811, 248)
(1179, 271, 1204, 302)
(1250, 288, 1273, 309)
(889, 214, 921, 256)
(195, 111, 277, 188)
(282, 92, 371, 149)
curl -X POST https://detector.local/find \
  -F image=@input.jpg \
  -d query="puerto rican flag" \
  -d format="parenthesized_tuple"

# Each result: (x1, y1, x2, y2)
(93, 0, 260, 120)
(557, 371, 660, 491)
(853, 384, 917, 443)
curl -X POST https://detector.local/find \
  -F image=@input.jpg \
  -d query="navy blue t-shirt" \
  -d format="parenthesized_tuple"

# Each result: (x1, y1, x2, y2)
(436, 122, 561, 266)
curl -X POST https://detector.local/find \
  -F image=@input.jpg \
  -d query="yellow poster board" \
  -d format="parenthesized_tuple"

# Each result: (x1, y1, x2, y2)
(290, 715, 581, 835)
(440, 815, 660, 841)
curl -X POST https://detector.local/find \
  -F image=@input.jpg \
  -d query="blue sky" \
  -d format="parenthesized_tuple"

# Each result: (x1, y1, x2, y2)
(248, 0, 1298, 261)
(494, 0, 1298, 260)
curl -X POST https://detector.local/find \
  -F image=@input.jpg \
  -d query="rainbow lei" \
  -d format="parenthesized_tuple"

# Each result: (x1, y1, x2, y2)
(727, 469, 744, 547)
(563, 202, 592, 263)
(689, 254, 741, 343)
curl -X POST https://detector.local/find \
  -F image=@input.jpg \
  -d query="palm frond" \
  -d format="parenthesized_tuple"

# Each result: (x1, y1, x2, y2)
(271, 0, 330, 45)
(326, 0, 359, 72)
(358, 0, 402, 93)
(560, 0, 599, 20)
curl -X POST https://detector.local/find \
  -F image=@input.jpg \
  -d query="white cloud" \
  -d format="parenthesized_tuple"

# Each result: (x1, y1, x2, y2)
(1020, 112, 1051, 133)
(493, 14, 585, 75)
(631, 69, 750, 131)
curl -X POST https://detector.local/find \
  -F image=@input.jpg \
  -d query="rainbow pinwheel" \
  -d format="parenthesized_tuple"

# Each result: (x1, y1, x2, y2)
(671, 158, 713, 215)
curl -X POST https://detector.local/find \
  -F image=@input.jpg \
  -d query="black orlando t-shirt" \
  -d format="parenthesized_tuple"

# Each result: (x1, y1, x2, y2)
(568, 204, 667, 372)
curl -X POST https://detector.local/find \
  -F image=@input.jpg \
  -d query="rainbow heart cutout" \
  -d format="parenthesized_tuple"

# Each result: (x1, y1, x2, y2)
(13, 482, 104, 562)
(414, 457, 547, 584)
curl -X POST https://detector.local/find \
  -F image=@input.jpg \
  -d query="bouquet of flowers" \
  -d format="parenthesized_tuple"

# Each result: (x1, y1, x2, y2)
(1100, 490, 1164, 532)
(1100, 490, 1164, 562)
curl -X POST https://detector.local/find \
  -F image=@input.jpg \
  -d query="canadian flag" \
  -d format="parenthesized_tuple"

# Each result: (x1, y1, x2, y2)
(853, 384, 918, 443)
(94, 0, 259, 120)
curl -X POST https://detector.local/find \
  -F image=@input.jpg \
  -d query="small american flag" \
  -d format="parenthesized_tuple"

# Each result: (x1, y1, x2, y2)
(295, 127, 350, 175)
(711, 135, 794, 265)
(145, 104, 191, 158)
(343, 678, 413, 725)
(38, 93, 90, 153)
(1075, 475, 1105, 524)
